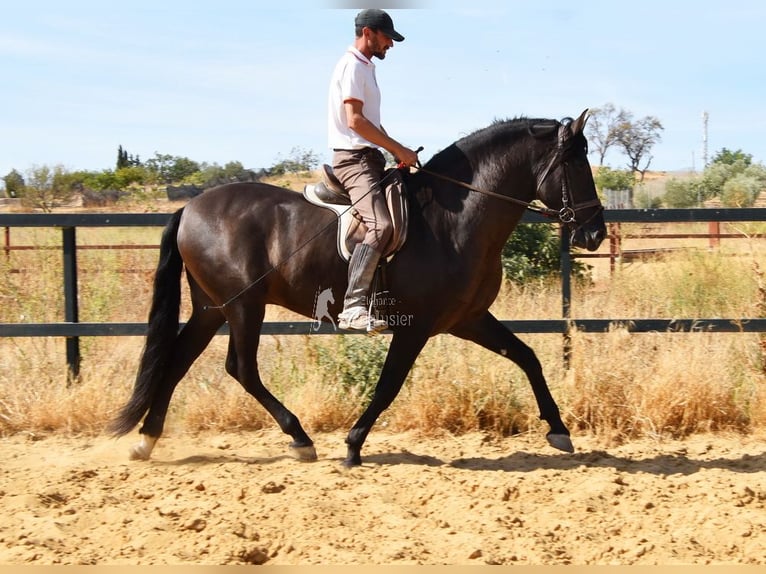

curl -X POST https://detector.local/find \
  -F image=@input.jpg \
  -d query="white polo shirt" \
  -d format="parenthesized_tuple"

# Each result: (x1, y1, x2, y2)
(327, 46, 381, 150)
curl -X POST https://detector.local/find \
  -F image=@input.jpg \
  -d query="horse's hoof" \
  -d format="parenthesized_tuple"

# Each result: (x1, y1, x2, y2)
(342, 451, 363, 467)
(289, 444, 318, 462)
(128, 435, 157, 461)
(129, 444, 151, 460)
(547, 433, 574, 453)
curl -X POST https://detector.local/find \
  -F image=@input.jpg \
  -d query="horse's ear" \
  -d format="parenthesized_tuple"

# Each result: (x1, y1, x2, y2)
(570, 109, 590, 135)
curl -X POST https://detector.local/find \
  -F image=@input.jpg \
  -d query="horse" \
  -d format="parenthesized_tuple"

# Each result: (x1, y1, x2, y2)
(110, 109, 607, 467)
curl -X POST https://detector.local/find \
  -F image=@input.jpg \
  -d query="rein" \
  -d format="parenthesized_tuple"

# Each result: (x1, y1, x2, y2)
(410, 120, 603, 225)
(412, 139, 600, 225)
(412, 164, 562, 220)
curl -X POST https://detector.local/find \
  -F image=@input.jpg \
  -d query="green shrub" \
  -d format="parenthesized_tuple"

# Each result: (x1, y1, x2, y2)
(312, 335, 389, 401)
(594, 167, 634, 192)
(502, 224, 588, 284)
(664, 177, 702, 207)
(721, 174, 762, 207)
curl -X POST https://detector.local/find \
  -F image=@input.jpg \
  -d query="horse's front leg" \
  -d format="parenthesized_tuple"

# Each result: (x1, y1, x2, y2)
(450, 311, 573, 453)
(344, 329, 429, 466)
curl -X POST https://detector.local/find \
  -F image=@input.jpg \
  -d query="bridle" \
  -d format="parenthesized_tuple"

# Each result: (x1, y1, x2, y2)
(413, 120, 603, 226)
(533, 122, 603, 226)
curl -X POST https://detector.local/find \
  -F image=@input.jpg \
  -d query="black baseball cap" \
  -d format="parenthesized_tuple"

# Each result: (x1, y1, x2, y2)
(355, 9, 404, 42)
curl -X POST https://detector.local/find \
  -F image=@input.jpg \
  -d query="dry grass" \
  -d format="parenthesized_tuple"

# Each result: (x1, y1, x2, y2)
(566, 329, 763, 444)
(1, 206, 765, 443)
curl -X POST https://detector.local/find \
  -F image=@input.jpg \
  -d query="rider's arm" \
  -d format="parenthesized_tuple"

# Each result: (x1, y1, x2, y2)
(343, 99, 418, 167)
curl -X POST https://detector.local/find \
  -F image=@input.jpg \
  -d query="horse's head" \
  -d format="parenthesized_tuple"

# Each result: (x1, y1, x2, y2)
(534, 109, 606, 252)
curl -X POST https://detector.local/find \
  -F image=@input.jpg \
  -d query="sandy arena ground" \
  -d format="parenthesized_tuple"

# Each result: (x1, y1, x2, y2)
(0, 428, 764, 565)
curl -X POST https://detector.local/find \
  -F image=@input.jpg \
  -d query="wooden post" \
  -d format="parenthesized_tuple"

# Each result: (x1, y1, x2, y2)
(709, 220, 720, 248)
(609, 222, 621, 275)
(4, 226, 9, 262)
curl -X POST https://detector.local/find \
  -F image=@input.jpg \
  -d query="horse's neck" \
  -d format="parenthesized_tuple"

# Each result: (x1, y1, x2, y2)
(414, 121, 563, 259)
(415, 162, 530, 257)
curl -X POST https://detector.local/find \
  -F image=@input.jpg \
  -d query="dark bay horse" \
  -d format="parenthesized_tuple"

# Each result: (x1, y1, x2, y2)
(110, 109, 606, 466)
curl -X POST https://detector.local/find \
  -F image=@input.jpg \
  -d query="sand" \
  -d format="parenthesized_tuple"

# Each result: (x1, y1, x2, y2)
(0, 428, 764, 565)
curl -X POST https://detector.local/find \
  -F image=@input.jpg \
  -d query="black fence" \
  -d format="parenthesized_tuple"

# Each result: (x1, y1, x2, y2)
(2, 209, 766, 377)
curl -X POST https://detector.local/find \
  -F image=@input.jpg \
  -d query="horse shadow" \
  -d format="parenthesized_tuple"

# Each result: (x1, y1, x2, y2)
(363, 448, 766, 476)
(147, 444, 765, 476)
(154, 454, 293, 466)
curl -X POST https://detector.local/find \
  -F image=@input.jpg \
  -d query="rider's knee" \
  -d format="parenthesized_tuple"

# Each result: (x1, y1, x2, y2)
(369, 221, 393, 252)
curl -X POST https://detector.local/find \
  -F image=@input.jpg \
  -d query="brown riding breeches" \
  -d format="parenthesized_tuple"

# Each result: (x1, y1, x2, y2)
(332, 147, 393, 253)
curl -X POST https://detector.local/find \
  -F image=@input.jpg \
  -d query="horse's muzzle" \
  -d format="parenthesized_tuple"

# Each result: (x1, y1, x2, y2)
(570, 224, 606, 252)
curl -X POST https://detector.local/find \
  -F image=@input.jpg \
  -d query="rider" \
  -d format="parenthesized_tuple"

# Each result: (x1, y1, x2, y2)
(328, 8, 419, 332)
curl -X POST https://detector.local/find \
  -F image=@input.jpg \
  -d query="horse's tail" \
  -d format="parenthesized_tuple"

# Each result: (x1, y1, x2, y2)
(109, 208, 185, 436)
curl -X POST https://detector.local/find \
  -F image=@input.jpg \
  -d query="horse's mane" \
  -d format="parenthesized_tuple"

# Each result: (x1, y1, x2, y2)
(423, 116, 559, 173)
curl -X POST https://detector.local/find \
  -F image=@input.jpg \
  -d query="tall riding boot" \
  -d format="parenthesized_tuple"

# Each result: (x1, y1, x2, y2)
(338, 243, 388, 333)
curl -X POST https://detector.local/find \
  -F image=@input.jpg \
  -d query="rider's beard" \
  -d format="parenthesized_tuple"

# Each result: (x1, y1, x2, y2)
(370, 37, 389, 60)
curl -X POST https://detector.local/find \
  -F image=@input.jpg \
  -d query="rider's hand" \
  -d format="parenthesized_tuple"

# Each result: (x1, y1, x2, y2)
(396, 146, 419, 168)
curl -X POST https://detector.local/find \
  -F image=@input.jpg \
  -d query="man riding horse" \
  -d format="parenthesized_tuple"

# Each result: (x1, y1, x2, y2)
(328, 9, 419, 332)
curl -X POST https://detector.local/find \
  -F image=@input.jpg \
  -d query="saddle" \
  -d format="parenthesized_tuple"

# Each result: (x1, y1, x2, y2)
(303, 164, 409, 262)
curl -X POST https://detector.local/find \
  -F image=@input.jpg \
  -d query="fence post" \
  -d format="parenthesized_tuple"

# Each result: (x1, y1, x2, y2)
(709, 220, 721, 248)
(560, 225, 572, 369)
(609, 222, 621, 275)
(62, 226, 81, 382)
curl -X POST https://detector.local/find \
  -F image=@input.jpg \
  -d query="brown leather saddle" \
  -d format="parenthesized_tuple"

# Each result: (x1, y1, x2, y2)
(303, 164, 409, 262)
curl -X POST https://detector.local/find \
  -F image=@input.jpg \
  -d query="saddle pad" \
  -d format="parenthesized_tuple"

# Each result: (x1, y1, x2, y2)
(303, 183, 357, 262)
(302, 170, 409, 262)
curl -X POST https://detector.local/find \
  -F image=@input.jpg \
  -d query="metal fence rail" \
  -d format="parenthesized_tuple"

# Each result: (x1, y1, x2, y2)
(3, 318, 766, 338)
(2, 208, 766, 377)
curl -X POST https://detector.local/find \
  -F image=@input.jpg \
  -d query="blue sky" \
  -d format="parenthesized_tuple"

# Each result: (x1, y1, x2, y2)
(1, 0, 764, 181)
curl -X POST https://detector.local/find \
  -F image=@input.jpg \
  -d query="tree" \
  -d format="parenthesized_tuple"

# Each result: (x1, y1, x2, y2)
(3, 169, 25, 198)
(698, 155, 764, 200)
(664, 147, 765, 205)
(613, 110, 664, 181)
(117, 145, 128, 169)
(711, 148, 752, 167)
(117, 145, 142, 170)
(113, 166, 148, 189)
(721, 174, 761, 207)
(586, 103, 620, 165)
(594, 166, 635, 207)
(270, 147, 320, 175)
(594, 166, 635, 192)
(22, 164, 77, 212)
(633, 186, 663, 208)
(144, 153, 200, 183)
(664, 177, 703, 208)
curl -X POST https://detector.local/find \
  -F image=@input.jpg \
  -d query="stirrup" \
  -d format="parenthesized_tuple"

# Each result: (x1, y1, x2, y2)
(338, 306, 388, 333)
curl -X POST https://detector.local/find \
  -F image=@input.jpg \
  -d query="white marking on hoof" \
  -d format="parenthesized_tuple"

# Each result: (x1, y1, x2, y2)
(129, 435, 157, 461)
(289, 444, 318, 462)
(547, 433, 574, 453)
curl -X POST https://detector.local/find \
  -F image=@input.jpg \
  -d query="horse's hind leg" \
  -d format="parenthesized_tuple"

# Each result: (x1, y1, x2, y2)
(225, 303, 317, 461)
(131, 308, 224, 460)
(450, 311, 573, 453)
